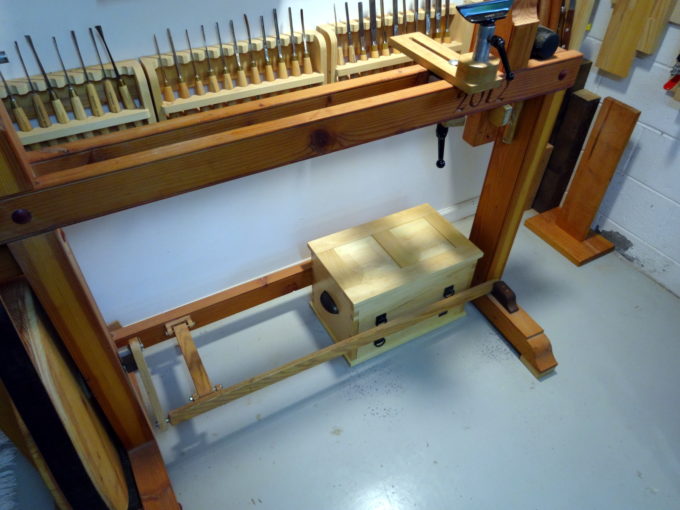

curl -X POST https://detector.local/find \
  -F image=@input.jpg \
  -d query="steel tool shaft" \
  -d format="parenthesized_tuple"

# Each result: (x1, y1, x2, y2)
(288, 7, 301, 76)
(243, 14, 261, 84)
(272, 9, 289, 79)
(369, 1, 379, 58)
(24, 35, 71, 128)
(71, 30, 107, 119)
(380, 0, 390, 55)
(0, 69, 32, 131)
(260, 16, 275, 81)
(167, 28, 190, 98)
(334, 4, 345, 65)
(345, 2, 356, 63)
(358, 2, 368, 60)
(414, 0, 419, 33)
(300, 9, 313, 74)
(229, 20, 248, 86)
(52, 36, 89, 129)
(89, 27, 122, 112)
(15, 40, 51, 127)
(434, 0, 442, 40)
(95, 25, 139, 120)
(154, 34, 175, 102)
(201, 25, 220, 92)
(443, 0, 451, 42)
(425, 0, 431, 36)
(215, 23, 234, 89)
(185, 29, 206, 95)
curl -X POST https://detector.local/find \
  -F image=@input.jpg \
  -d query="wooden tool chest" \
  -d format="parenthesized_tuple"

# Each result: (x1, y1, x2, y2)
(309, 204, 483, 365)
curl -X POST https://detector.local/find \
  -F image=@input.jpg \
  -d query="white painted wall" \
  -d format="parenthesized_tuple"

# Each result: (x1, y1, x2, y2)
(0, 0, 491, 326)
(579, 2, 680, 297)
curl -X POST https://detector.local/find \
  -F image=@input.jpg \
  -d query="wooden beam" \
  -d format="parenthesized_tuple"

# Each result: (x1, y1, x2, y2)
(29, 67, 431, 176)
(0, 51, 583, 245)
(112, 260, 313, 348)
(474, 294, 557, 376)
(128, 441, 181, 510)
(168, 280, 495, 424)
(129, 338, 167, 431)
(8, 230, 154, 449)
(470, 90, 565, 283)
(0, 102, 33, 197)
(532, 89, 600, 212)
(0, 245, 21, 284)
(568, 0, 596, 50)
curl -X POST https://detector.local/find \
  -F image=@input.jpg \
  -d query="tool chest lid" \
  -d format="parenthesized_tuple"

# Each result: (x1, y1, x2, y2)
(308, 204, 483, 304)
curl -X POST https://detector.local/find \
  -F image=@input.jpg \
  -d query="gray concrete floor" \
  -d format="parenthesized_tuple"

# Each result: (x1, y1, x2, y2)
(150, 213, 680, 510)
(16, 213, 680, 509)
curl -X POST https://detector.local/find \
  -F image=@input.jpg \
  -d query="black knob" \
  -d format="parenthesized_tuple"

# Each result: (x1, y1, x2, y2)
(436, 123, 449, 168)
(320, 291, 339, 314)
(531, 25, 559, 61)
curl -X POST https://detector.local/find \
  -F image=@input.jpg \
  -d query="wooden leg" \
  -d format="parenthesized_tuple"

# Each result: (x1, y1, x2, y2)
(470, 91, 564, 375)
(474, 295, 557, 377)
(129, 441, 181, 510)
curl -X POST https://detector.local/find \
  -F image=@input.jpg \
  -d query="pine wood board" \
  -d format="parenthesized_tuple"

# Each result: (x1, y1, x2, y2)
(129, 338, 167, 431)
(0, 279, 128, 510)
(596, 0, 655, 78)
(636, 0, 677, 54)
(568, 0, 596, 50)
(128, 441, 180, 510)
(672, 0, 680, 24)
(0, 51, 583, 245)
(525, 208, 615, 265)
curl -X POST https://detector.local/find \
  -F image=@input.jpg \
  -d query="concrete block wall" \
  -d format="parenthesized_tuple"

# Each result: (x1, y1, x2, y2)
(579, 3, 680, 296)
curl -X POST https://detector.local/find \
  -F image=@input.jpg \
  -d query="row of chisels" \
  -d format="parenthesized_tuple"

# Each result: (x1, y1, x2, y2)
(152, 9, 320, 117)
(332, 0, 454, 68)
(1, 26, 147, 146)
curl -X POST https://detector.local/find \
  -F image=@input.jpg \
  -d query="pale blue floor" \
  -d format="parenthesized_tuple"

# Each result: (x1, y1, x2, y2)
(15, 213, 680, 509)
(155, 214, 680, 510)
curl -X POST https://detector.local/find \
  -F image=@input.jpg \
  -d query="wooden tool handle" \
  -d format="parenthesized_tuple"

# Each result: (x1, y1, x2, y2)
(381, 45, 390, 57)
(277, 61, 289, 79)
(264, 64, 275, 82)
(161, 84, 175, 102)
(85, 83, 104, 117)
(360, 49, 368, 61)
(302, 56, 313, 74)
(194, 78, 206, 96)
(12, 106, 32, 132)
(52, 98, 70, 125)
(118, 83, 136, 110)
(370, 48, 380, 58)
(175, 81, 189, 99)
(208, 74, 220, 93)
(222, 72, 234, 90)
(103, 80, 121, 113)
(32, 95, 51, 128)
(337, 45, 345, 65)
(70, 93, 88, 121)
(236, 69, 248, 87)
(290, 58, 301, 76)
(249, 65, 261, 85)
(348, 49, 357, 63)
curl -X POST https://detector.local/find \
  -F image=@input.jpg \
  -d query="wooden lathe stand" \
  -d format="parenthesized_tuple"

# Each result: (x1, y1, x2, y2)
(0, 17, 582, 509)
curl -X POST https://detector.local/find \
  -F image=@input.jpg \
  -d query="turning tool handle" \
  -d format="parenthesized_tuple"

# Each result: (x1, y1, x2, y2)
(177, 80, 191, 98)
(194, 77, 206, 95)
(118, 82, 137, 109)
(436, 123, 449, 168)
(70, 91, 87, 120)
(161, 83, 175, 102)
(489, 35, 514, 80)
(208, 73, 220, 92)
(104, 79, 121, 112)
(52, 97, 70, 124)
(277, 61, 289, 79)
(236, 69, 248, 87)
(222, 71, 234, 90)
(264, 63, 275, 81)
(12, 105, 32, 132)
(291, 57, 301, 76)
(85, 82, 105, 117)
(31, 94, 52, 128)
(249, 65, 261, 85)
(302, 55, 313, 74)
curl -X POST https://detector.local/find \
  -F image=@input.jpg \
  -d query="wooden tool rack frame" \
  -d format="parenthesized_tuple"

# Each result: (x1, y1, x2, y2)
(0, 21, 582, 506)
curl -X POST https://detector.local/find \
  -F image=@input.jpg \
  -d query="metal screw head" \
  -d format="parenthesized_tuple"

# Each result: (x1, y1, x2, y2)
(11, 209, 32, 224)
(189, 396, 195, 402)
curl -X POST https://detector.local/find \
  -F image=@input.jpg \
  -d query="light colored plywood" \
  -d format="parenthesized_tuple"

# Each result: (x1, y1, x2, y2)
(130, 338, 167, 431)
(172, 322, 213, 398)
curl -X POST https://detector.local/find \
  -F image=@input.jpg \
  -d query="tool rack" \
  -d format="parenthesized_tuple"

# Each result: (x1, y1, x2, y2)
(141, 31, 327, 120)
(317, 3, 464, 81)
(0, 60, 154, 148)
(0, 2, 583, 507)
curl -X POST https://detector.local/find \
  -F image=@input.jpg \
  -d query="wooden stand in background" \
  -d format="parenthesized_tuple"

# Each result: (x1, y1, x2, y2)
(525, 97, 640, 265)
